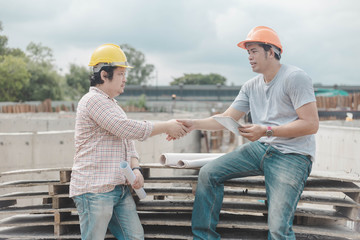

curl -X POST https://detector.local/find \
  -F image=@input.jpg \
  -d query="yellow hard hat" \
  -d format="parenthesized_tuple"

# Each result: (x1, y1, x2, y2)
(89, 43, 133, 72)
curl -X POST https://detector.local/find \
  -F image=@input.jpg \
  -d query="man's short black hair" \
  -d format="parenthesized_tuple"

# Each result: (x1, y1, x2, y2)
(90, 66, 117, 86)
(260, 44, 281, 60)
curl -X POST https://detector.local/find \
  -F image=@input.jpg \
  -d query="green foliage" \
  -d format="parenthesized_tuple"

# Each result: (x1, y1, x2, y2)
(26, 42, 54, 63)
(0, 55, 30, 101)
(0, 22, 8, 56)
(65, 63, 91, 100)
(120, 44, 155, 85)
(17, 42, 63, 101)
(170, 73, 227, 85)
(22, 60, 64, 101)
(137, 94, 147, 109)
(125, 94, 147, 109)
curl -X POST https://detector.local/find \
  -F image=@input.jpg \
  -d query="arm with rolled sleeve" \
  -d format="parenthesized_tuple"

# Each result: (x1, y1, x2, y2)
(86, 94, 154, 141)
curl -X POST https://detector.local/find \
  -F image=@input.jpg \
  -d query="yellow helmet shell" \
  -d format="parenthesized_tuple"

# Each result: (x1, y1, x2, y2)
(88, 44, 133, 69)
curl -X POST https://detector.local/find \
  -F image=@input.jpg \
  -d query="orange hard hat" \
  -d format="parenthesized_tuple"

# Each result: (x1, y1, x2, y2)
(237, 26, 283, 53)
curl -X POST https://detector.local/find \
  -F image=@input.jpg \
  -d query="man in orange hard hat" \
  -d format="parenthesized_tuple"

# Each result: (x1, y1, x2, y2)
(70, 44, 189, 240)
(179, 26, 319, 239)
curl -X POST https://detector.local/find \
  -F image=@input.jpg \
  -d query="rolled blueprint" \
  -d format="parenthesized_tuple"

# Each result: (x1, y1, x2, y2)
(120, 161, 146, 199)
(177, 156, 220, 168)
(160, 153, 225, 167)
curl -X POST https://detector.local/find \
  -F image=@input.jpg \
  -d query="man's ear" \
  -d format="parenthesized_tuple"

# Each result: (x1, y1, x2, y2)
(100, 70, 108, 80)
(269, 48, 276, 59)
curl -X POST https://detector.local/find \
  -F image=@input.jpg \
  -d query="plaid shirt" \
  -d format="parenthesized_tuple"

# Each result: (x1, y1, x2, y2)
(69, 87, 153, 197)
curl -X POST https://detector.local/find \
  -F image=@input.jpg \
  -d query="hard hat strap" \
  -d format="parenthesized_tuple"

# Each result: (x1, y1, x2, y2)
(93, 62, 130, 72)
(270, 45, 281, 59)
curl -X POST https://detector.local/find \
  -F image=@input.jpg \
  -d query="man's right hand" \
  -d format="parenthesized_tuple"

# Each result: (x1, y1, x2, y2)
(165, 119, 189, 140)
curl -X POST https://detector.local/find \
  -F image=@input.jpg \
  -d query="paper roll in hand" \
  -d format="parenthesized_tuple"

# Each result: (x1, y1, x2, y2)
(120, 161, 146, 200)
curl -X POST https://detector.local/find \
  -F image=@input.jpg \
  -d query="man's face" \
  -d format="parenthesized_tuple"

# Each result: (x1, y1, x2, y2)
(112, 67, 126, 95)
(246, 43, 269, 73)
(105, 67, 127, 97)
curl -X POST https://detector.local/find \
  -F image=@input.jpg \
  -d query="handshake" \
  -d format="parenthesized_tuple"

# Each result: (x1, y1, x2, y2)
(162, 119, 193, 141)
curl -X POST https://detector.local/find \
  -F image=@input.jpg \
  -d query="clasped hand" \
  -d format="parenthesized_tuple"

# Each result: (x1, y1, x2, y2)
(165, 119, 190, 140)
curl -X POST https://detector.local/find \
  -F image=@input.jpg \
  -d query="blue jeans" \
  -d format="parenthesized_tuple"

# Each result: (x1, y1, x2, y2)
(192, 141, 312, 240)
(73, 185, 144, 240)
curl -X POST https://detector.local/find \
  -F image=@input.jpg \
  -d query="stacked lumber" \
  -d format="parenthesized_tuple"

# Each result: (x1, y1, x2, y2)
(0, 166, 359, 239)
(1, 99, 52, 113)
(316, 93, 360, 111)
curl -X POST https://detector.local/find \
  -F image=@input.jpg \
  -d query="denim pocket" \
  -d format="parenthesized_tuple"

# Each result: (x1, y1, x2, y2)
(73, 196, 85, 214)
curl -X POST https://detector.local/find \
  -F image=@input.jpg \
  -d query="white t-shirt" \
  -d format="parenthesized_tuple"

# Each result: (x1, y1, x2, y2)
(231, 64, 316, 160)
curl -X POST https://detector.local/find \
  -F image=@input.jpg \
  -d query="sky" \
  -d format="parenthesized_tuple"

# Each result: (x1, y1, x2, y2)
(0, 0, 359, 86)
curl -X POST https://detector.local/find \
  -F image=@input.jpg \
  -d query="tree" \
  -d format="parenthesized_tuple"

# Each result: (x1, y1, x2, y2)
(0, 22, 8, 56)
(0, 21, 26, 58)
(26, 42, 54, 63)
(170, 73, 227, 85)
(65, 63, 91, 100)
(0, 55, 30, 101)
(120, 44, 155, 85)
(21, 42, 63, 101)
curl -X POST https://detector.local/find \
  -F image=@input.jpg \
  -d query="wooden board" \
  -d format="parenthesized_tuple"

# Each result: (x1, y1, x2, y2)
(144, 187, 360, 208)
(136, 200, 358, 222)
(144, 176, 360, 192)
(0, 180, 59, 188)
(140, 164, 360, 182)
(139, 212, 360, 239)
(0, 214, 54, 227)
(0, 191, 68, 201)
(0, 199, 16, 208)
(0, 167, 71, 177)
(0, 204, 76, 215)
(0, 213, 356, 240)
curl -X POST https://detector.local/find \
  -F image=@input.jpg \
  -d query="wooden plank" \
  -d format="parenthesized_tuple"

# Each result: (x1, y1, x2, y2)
(141, 164, 360, 182)
(300, 193, 360, 208)
(48, 184, 69, 196)
(59, 170, 71, 183)
(0, 191, 50, 201)
(0, 180, 59, 188)
(0, 199, 17, 208)
(144, 187, 360, 208)
(0, 214, 54, 227)
(0, 167, 71, 177)
(54, 211, 72, 224)
(335, 205, 360, 221)
(0, 225, 113, 239)
(305, 179, 360, 192)
(52, 197, 75, 209)
(139, 212, 359, 239)
(0, 204, 76, 215)
(136, 200, 358, 222)
(144, 177, 360, 192)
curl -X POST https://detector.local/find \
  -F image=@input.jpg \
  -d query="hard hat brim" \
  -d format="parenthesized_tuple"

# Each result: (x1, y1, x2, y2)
(237, 40, 283, 53)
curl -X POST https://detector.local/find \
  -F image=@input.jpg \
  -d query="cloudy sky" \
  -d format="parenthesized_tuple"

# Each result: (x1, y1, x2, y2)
(1, 0, 359, 86)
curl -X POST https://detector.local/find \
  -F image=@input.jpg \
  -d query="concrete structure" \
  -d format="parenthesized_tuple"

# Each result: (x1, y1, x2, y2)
(0, 114, 359, 175)
(313, 120, 360, 175)
(0, 112, 206, 174)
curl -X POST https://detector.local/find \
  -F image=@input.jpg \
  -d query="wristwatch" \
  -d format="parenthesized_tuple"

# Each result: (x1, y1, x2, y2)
(266, 126, 273, 137)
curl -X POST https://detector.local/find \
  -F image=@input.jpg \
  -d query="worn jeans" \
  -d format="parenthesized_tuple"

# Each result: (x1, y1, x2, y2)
(73, 185, 144, 240)
(192, 141, 312, 240)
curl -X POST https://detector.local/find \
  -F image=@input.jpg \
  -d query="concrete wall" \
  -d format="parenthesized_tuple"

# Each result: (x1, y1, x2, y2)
(0, 113, 76, 133)
(313, 121, 360, 175)
(1, 114, 359, 175)
(0, 112, 204, 173)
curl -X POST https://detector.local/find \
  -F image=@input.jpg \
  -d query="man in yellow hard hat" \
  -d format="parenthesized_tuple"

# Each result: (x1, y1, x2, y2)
(179, 26, 319, 239)
(69, 44, 189, 240)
